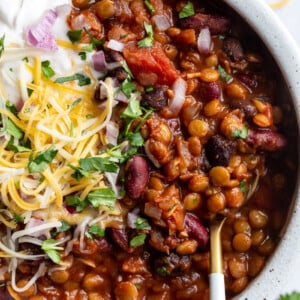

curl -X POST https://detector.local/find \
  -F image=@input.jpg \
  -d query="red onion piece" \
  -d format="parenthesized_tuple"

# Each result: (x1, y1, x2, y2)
(92, 50, 107, 72)
(197, 28, 211, 54)
(114, 91, 130, 103)
(106, 121, 119, 146)
(144, 140, 161, 168)
(152, 14, 172, 31)
(168, 77, 187, 116)
(107, 39, 125, 52)
(26, 9, 58, 50)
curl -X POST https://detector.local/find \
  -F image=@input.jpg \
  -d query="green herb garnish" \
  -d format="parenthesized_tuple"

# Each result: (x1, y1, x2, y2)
(121, 98, 143, 119)
(232, 126, 248, 139)
(41, 239, 63, 264)
(0, 34, 5, 58)
(78, 51, 87, 60)
(278, 292, 300, 300)
(65, 195, 89, 212)
(135, 217, 150, 229)
(130, 233, 147, 247)
(144, 0, 155, 14)
(86, 224, 105, 239)
(54, 73, 91, 86)
(179, 1, 195, 19)
(138, 22, 154, 48)
(218, 64, 232, 82)
(27, 145, 58, 173)
(87, 188, 116, 209)
(67, 30, 82, 43)
(41, 60, 55, 79)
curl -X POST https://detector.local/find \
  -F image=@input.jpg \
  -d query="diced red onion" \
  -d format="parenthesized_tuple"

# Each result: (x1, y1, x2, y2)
(168, 77, 187, 116)
(152, 14, 172, 31)
(106, 61, 122, 71)
(107, 39, 125, 52)
(114, 91, 130, 103)
(144, 203, 162, 220)
(92, 50, 107, 72)
(26, 9, 58, 50)
(127, 211, 138, 229)
(106, 121, 119, 146)
(71, 14, 90, 30)
(197, 28, 211, 54)
(24, 218, 46, 238)
(144, 140, 161, 168)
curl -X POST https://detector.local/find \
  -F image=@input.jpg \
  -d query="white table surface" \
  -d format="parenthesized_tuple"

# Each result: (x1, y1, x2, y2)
(264, 0, 300, 297)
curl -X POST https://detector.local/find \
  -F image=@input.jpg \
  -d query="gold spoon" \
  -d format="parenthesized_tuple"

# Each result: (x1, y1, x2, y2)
(209, 172, 259, 300)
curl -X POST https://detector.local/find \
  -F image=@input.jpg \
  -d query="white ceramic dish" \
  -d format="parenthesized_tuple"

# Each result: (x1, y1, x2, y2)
(222, 0, 300, 299)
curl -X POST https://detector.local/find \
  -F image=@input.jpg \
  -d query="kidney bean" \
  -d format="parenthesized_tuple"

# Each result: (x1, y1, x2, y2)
(125, 155, 149, 199)
(110, 228, 134, 253)
(184, 213, 209, 249)
(222, 37, 244, 62)
(236, 73, 258, 89)
(246, 129, 287, 151)
(181, 13, 230, 35)
(199, 81, 221, 102)
(205, 134, 237, 167)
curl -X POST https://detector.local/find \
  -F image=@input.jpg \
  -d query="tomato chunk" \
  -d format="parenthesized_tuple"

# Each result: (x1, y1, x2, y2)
(123, 42, 180, 86)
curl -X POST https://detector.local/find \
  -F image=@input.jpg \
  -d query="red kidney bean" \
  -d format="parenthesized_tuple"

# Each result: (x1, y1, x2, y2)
(184, 213, 209, 249)
(110, 228, 134, 253)
(246, 129, 287, 151)
(229, 98, 257, 118)
(236, 73, 258, 90)
(199, 81, 221, 102)
(181, 13, 230, 35)
(125, 155, 149, 199)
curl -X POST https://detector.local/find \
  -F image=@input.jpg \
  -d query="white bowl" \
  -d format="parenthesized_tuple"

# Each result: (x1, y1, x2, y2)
(223, 0, 300, 298)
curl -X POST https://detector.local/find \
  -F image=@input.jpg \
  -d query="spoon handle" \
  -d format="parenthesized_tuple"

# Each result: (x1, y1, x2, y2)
(209, 273, 226, 300)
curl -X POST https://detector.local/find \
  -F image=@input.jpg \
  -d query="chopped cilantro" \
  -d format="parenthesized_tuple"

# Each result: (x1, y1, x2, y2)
(6, 139, 31, 153)
(54, 73, 91, 86)
(138, 22, 154, 48)
(65, 195, 89, 212)
(79, 157, 118, 173)
(120, 78, 137, 98)
(78, 51, 87, 60)
(232, 126, 248, 139)
(6, 119, 24, 139)
(145, 86, 154, 93)
(135, 217, 150, 229)
(278, 292, 300, 300)
(67, 29, 82, 43)
(156, 266, 171, 276)
(121, 98, 143, 119)
(121, 60, 134, 79)
(83, 28, 103, 49)
(22, 57, 29, 62)
(240, 180, 246, 193)
(218, 64, 232, 82)
(130, 233, 147, 247)
(41, 60, 55, 79)
(179, 1, 195, 19)
(0, 34, 4, 58)
(5, 101, 18, 116)
(69, 121, 74, 137)
(57, 221, 71, 233)
(87, 224, 105, 238)
(41, 239, 63, 264)
(144, 0, 155, 14)
(27, 145, 58, 173)
(68, 98, 82, 111)
(13, 213, 24, 224)
(127, 131, 144, 147)
(87, 188, 116, 209)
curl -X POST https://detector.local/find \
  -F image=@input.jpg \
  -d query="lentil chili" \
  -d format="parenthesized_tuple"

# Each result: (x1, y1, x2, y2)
(0, 0, 298, 299)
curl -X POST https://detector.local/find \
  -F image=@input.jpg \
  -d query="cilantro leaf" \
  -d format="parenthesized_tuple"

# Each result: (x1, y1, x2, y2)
(87, 188, 116, 209)
(144, 0, 155, 14)
(13, 213, 24, 224)
(83, 28, 103, 49)
(69, 164, 91, 181)
(156, 266, 171, 276)
(6, 138, 31, 153)
(65, 195, 89, 212)
(130, 233, 147, 247)
(87, 224, 105, 238)
(138, 22, 154, 48)
(121, 98, 143, 119)
(6, 119, 23, 139)
(78, 51, 87, 60)
(179, 1, 195, 19)
(41, 60, 55, 79)
(41, 239, 63, 264)
(54, 73, 91, 86)
(5, 101, 18, 116)
(218, 64, 232, 82)
(27, 145, 58, 173)
(135, 217, 150, 229)
(232, 126, 248, 139)
(127, 132, 144, 147)
(121, 60, 134, 79)
(0, 34, 4, 58)
(120, 78, 137, 98)
(278, 292, 300, 300)
(67, 30, 82, 43)
(79, 157, 118, 173)
(57, 221, 71, 233)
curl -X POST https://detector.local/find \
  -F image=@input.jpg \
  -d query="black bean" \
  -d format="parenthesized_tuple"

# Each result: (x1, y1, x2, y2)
(142, 86, 168, 110)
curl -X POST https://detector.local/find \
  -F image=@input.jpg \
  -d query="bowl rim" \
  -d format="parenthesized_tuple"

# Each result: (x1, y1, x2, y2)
(223, 0, 300, 298)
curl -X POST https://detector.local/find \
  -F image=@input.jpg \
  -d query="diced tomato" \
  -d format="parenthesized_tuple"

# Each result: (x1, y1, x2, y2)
(123, 42, 180, 86)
